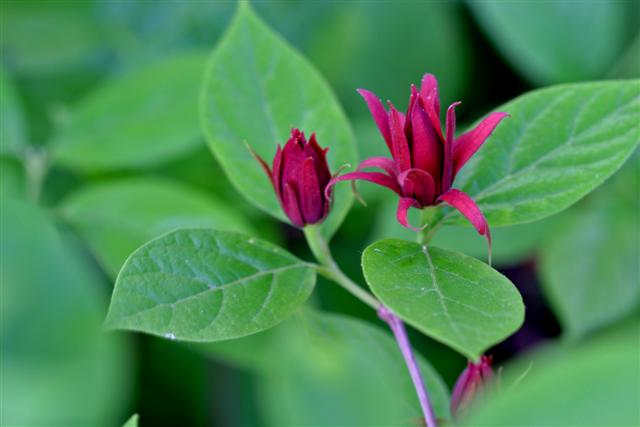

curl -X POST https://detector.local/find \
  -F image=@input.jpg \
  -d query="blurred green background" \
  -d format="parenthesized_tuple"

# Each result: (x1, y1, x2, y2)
(1, 1, 638, 426)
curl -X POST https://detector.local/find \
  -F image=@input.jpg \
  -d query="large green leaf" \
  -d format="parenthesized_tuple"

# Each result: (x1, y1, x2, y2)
(0, 69, 26, 155)
(362, 240, 524, 360)
(450, 80, 640, 227)
(52, 52, 208, 172)
(461, 323, 640, 426)
(468, 1, 633, 85)
(59, 177, 253, 278)
(540, 161, 639, 340)
(201, 2, 356, 237)
(1, 197, 131, 426)
(105, 229, 315, 341)
(198, 307, 451, 425)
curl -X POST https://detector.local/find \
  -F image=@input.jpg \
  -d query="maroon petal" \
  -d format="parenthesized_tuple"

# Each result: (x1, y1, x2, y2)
(388, 101, 412, 171)
(438, 189, 492, 261)
(410, 100, 442, 184)
(396, 197, 422, 231)
(283, 183, 304, 228)
(404, 84, 419, 136)
(301, 157, 323, 224)
(420, 73, 440, 119)
(453, 112, 509, 178)
(357, 156, 399, 178)
(398, 168, 436, 206)
(358, 88, 393, 154)
(271, 144, 284, 198)
(324, 170, 402, 201)
(442, 101, 461, 193)
(305, 132, 332, 186)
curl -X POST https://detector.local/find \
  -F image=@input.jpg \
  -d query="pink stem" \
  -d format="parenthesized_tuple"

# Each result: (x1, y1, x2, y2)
(378, 306, 438, 427)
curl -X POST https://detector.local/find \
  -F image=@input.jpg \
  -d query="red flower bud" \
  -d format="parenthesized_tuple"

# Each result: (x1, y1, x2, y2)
(450, 355, 493, 417)
(254, 128, 332, 228)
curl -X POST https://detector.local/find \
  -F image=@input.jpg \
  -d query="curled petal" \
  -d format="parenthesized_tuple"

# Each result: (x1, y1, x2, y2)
(398, 168, 436, 206)
(438, 189, 492, 263)
(357, 156, 399, 178)
(324, 171, 402, 201)
(283, 183, 304, 228)
(410, 101, 442, 184)
(388, 101, 412, 171)
(396, 197, 423, 231)
(301, 157, 323, 224)
(358, 89, 393, 154)
(453, 112, 510, 179)
(305, 132, 332, 185)
(442, 101, 461, 192)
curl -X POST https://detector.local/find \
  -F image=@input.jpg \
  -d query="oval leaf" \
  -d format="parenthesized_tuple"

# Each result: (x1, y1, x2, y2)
(468, 1, 632, 85)
(451, 80, 640, 227)
(201, 2, 356, 237)
(59, 177, 254, 278)
(105, 229, 315, 341)
(52, 53, 208, 172)
(362, 239, 524, 360)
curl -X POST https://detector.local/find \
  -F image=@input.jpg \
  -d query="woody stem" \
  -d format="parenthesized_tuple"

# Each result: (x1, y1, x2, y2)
(303, 225, 438, 427)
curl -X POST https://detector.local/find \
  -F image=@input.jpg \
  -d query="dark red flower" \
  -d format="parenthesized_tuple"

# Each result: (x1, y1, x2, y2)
(451, 355, 494, 417)
(254, 128, 332, 228)
(327, 74, 507, 247)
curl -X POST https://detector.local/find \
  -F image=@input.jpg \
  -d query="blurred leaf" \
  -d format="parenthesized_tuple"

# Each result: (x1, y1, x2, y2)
(461, 322, 640, 426)
(540, 160, 639, 339)
(0, 69, 26, 155)
(305, 2, 471, 112)
(205, 308, 451, 425)
(0, 158, 25, 199)
(610, 31, 640, 79)
(59, 177, 254, 278)
(451, 80, 640, 227)
(362, 240, 524, 360)
(0, 1, 106, 76)
(1, 197, 131, 425)
(372, 193, 555, 266)
(105, 229, 315, 341)
(468, 1, 632, 85)
(201, 2, 356, 238)
(123, 414, 139, 427)
(52, 53, 208, 172)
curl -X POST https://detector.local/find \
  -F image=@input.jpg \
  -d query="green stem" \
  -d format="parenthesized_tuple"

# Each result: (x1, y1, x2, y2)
(304, 225, 380, 310)
(24, 147, 48, 203)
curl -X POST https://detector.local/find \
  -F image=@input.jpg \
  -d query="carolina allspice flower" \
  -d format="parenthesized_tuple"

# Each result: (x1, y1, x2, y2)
(254, 128, 332, 228)
(451, 355, 494, 417)
(327, 74, 508, 247)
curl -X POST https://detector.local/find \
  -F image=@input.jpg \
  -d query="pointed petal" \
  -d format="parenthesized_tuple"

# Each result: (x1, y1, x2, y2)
(272, 144, 284, 197)
(301, 157, 323, 224)
(388, 101, 412, 171)
(357, 156, 399, 178)
(248, 144, 272, 179)
(411, 100, 442, 183)
(420, 73, 440, 119)
(283, 183, 304, 228)
(438, 189, 492, 261)
(398, 168, 436, 206)
(325, 171, 402, 201)
(305, 132, 332, 186)
(453, 112, 509, 178)
(357, 88, 393, 154)
(396, 197, 422, 231)
(404, 84, 419, 136)
(442, 101, 461, 192)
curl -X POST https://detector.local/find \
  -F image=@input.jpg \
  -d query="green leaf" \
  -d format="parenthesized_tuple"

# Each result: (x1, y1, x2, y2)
(201, 2, 356, 237)
(197, 307, 450, 425)
(461, 323, 640, 426)
(105, 229, 315, 341)
(122, 414, 139, 427)
(52, 52, 208, 172)
(362, 240, 524, 360)
(540, 161, 639, 340)
(59, 177, 253, 278)
(0, 69, 26, 156)
(2, 197, 131, 426)
(451, 80, 640, 227)
(468, 1, 633, 85)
